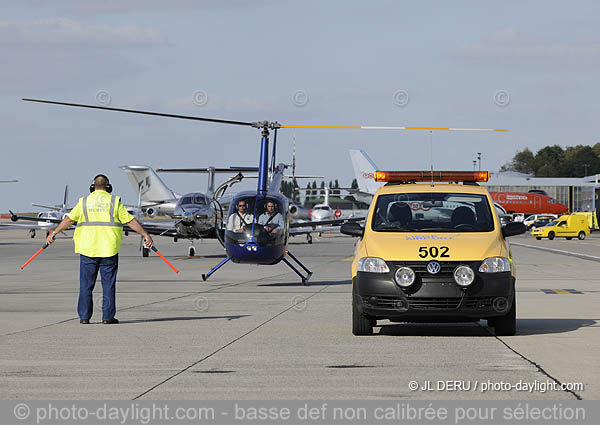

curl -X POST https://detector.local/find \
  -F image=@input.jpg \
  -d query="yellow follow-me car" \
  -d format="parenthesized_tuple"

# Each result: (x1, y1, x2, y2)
(530, 214, 589, 240)
(341, 170, 526, 336)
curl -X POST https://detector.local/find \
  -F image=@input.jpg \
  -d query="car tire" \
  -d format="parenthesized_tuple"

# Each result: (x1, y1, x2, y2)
(142, 247, 149, 257)
(548, 231, 555, 240)
(578, 231, 586, 240)
(352, 286, 373, 336)
(494, 295, 516, 336)
(536, 237, 542, 240)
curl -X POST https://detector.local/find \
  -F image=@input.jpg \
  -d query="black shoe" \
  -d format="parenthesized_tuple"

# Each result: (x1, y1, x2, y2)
(80, 319, 90, 324)
(102, 318, 119, 324)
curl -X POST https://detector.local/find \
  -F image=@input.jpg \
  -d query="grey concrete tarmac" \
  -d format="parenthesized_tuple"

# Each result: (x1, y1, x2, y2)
(0, 227, 597, 400)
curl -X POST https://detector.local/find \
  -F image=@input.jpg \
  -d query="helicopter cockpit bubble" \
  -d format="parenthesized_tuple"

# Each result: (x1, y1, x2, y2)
(225, 195, 287, 247)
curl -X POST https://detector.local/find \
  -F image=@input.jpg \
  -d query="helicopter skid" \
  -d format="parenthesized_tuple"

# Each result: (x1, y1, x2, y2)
(283, 250, 312, 285)
(201, 256, 231, 281)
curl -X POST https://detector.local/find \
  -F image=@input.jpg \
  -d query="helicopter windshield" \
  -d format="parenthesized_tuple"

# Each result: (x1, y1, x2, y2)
(225, 196, 287, 246)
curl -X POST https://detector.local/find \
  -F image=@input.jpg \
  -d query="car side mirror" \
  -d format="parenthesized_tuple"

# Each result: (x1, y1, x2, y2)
(341, 222, 364, 238)
(502, 222, 526, 238)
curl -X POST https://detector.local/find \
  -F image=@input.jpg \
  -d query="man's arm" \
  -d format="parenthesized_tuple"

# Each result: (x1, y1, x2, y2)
(45, 216, 75, 245)
(126, 218, 154, 248)
(271, 213, 284, 233)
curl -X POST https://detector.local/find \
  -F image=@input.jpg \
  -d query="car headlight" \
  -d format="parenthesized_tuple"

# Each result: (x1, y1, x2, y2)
(394, 267, 415, 287)
(453, 265, 475, 287)
(478, 257, 510, 273)
(357, 257, 390, 273)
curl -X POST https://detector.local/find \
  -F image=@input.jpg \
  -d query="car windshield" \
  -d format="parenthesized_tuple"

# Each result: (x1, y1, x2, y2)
(548, 220, 559, 226)
(372, 192, 494, 232)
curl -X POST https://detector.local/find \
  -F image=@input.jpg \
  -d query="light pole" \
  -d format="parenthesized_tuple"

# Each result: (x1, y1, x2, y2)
(473, 160, 477, 171)
(477, 152, 482, 171)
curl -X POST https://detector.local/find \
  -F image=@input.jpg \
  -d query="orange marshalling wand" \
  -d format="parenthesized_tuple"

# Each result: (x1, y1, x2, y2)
(151, 246, 179, 274)
(21, 240, 52, 270)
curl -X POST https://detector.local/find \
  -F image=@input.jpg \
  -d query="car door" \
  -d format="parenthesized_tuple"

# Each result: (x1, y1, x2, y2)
(556, 221, 568, 237)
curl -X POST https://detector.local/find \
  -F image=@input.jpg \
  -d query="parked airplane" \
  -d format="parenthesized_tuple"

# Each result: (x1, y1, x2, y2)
(489, 191, 568, 215)
(5, 185, 73, 238)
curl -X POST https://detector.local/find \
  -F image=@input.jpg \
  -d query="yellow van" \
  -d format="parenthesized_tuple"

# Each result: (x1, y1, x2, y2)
(531, 214, 590, 240)
(341, 171, 526, 336)
(571, 211, 598, 232)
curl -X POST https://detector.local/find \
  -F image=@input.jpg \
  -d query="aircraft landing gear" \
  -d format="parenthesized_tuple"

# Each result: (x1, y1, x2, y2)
(189, 245, 196, 257)
(142, 247, 149, 257)
(306, 234, 312, 244)
(202, 256, 231, 281)
(29, 229, 36, 238)
(282, 250, 312, 285)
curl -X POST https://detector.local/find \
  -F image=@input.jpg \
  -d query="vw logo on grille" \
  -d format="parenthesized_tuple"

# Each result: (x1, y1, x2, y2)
(426, 261, 441, 274)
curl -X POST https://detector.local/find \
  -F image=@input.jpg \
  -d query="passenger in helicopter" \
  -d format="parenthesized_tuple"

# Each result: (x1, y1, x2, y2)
(258, 200, 284, 235)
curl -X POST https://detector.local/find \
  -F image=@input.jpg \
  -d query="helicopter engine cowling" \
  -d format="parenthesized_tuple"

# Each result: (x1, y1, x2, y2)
(145, 207, 157, 217)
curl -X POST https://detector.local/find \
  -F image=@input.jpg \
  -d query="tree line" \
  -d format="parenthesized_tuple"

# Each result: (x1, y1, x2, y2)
(500, 144, 600, 177)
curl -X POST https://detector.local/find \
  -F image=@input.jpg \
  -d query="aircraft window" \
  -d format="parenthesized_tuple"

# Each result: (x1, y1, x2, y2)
(181, 196, 193, 205)
(314, 206, 329, 210)
(372, 193, 494, 232)
(194, 195, 207, 205)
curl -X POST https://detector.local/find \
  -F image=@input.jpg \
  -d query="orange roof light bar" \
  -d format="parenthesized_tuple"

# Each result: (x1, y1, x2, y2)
(374, 170, 489, 183)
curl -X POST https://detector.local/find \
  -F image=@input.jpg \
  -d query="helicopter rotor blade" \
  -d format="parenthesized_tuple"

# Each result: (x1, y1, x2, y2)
(23, 98, 508, 132)
(280, 125, 508, 132)
(22, 99, 254, 127)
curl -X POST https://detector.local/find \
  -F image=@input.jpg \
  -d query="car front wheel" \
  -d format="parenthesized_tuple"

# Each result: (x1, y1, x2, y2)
(494, 296, 516, 336)
(352, 287, 373, 336)
(548, 231, 555, 240)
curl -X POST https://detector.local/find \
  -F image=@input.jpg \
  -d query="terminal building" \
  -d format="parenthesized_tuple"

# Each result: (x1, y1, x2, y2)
(482, 171, 600, 214)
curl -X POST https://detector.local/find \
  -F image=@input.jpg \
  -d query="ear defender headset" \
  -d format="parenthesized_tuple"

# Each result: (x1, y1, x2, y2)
(89, 174, 113, 193)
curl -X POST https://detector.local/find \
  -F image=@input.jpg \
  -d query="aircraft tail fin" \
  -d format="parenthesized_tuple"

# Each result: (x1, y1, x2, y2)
(63, 185, 69, 210)
(349, 149, 383, 195)
(120, 165, 179, 203)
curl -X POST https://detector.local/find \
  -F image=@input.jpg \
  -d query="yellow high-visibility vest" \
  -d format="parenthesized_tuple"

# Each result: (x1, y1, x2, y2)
(68, 191, 132, 257)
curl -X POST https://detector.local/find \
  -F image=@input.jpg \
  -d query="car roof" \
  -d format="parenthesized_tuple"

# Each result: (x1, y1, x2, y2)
(375, 183, 489, 196)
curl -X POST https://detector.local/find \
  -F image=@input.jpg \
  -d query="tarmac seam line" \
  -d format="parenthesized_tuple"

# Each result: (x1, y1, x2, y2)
(479, 324, 583, 400)
(512, 242, 600, 263)
(132, 283, 331, 400)
(0, 271, 293, 338)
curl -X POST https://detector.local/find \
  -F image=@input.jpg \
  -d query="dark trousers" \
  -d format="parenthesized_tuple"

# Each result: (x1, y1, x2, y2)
(78, 254, 119, 321)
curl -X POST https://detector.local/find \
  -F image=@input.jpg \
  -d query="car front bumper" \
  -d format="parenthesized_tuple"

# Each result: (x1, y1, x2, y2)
(354, 269, 515, 321)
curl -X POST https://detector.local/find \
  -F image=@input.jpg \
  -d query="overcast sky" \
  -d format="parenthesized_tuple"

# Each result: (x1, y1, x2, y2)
(2, 0, 600, 211)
